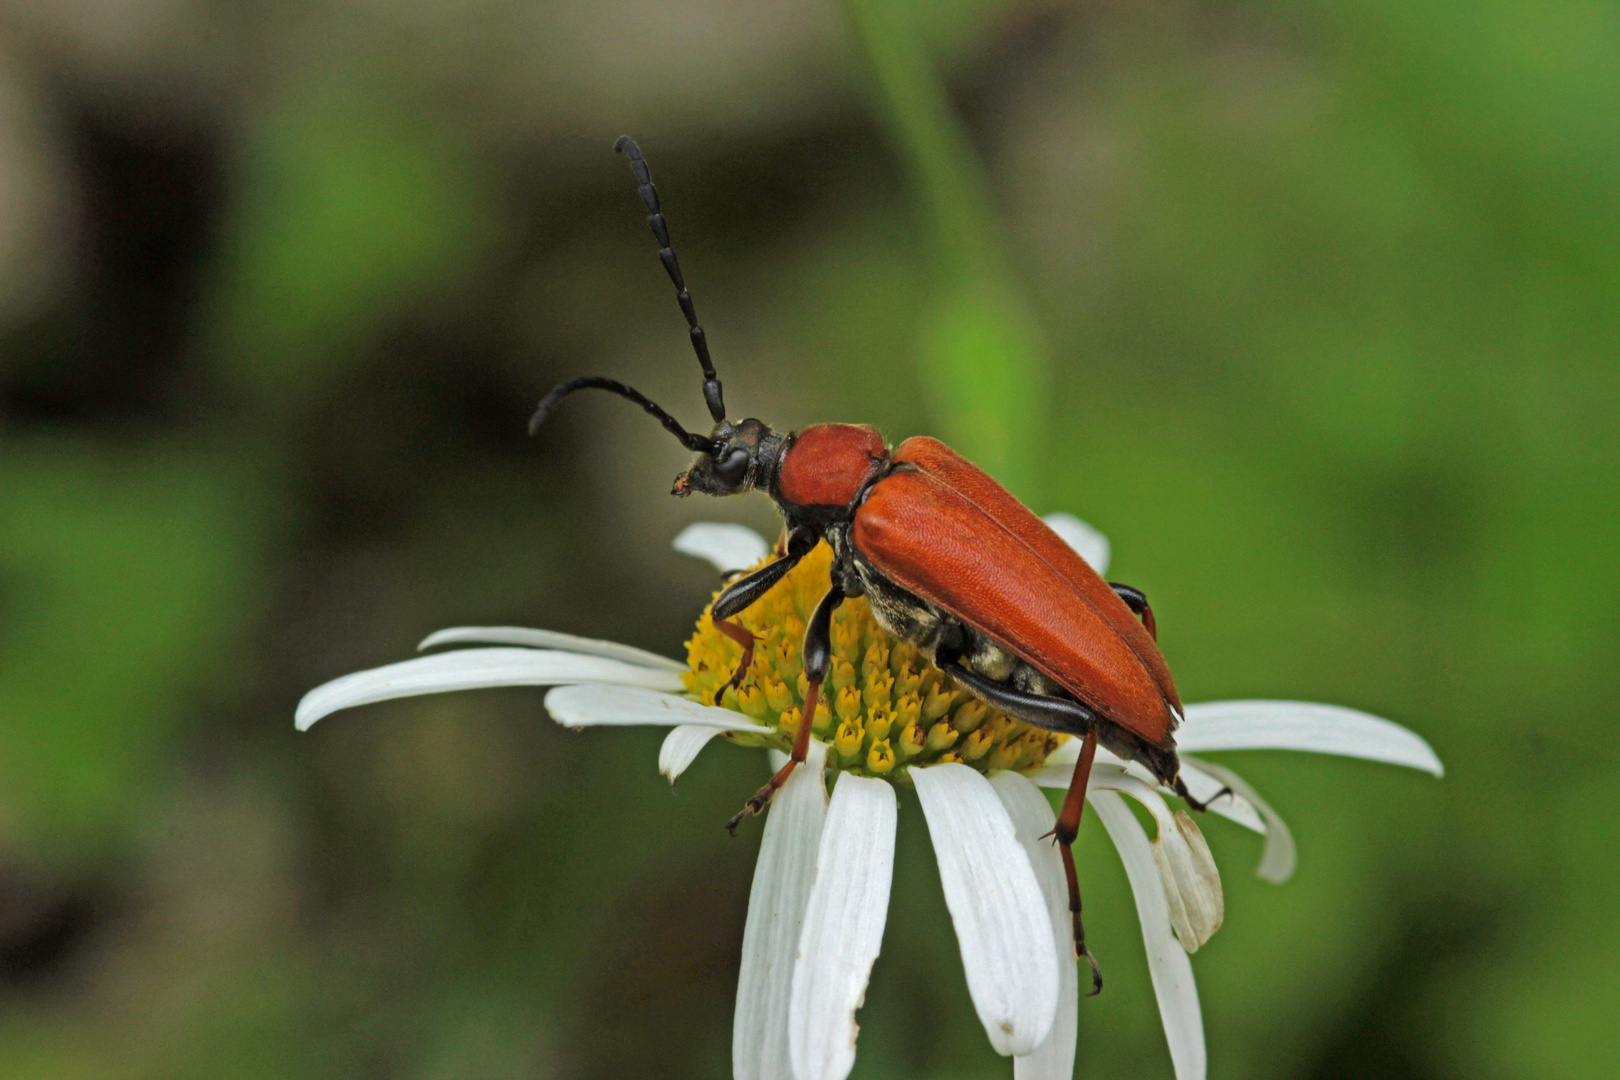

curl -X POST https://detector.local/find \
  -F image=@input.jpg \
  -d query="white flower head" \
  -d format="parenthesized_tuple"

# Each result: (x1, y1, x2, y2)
(297, 517, 1443, 1080)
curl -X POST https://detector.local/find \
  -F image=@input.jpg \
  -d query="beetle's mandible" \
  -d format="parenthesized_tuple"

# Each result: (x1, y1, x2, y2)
(529, 137, 1225, 994)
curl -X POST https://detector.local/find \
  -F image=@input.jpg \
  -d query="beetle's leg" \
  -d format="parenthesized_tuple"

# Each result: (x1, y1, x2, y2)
(939, 657, 1098, 734)
(711, 546, 809, 693)
(1055, 726, 1104, 995)
(1172, 773, 1232, 813)
(1109, 583, 1156, 640)
(937, 653, 1105, 989)
(727, 585, 843, 834)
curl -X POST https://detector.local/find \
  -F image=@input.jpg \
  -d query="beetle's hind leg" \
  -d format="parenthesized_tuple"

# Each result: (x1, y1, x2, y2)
(1109, 582, 1156, 640)
(938, 653, 1104, 993)
(1056, 727, 1104, 996)
(726, 585, 844, 834)
(1172, 773, 1233, 813)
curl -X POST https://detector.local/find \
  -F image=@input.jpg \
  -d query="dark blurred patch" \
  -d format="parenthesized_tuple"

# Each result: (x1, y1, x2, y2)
(0, 103, 221, 428)
(1300, 881, 1510, 1080)
(301, 313, 537, 547)
(0, 867, 106, 988)
(564, 858, 748, 1080)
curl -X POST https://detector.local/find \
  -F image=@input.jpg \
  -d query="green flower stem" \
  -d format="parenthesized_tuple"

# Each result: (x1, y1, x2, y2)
(839, 0, 1052, 502)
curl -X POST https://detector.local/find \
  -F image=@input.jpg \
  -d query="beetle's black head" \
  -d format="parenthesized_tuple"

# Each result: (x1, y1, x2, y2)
(672, 419, 784, 498)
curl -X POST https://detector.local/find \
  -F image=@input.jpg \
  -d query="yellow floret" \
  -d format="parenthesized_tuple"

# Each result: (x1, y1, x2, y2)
(692, 542, 1066, 781)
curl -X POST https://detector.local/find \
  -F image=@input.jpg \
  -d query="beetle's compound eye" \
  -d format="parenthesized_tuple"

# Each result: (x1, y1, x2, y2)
(715, 447, 751, 487)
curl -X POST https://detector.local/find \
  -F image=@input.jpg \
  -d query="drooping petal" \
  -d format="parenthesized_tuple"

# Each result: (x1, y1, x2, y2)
(674, 522, 771, 575)
(789, 774, 897, 1080)
(987, 772, 1078, 1080)
(1179, 701, 1443, 776)
(417, 626, 685, 671)
(1183, 754, 1297, 883)
(1089, 767, 1224, 953)
(1091, 789, 1206, 1080)
(543, 684, 772, 731)
(296, 648, 685, 731)
(1042, 512, 1110, 575)
(735, 742, 829, 1080)
(913, 764, 1059, 1056)
(1149, 811, 1224, 952)
(659, 725, 726, 785)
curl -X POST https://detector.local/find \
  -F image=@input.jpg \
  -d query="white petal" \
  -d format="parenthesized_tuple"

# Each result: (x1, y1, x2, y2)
(1091, 790, 1206, 1080)
(544, 684, 771, 731)
(987, 772, 1078, 1080)
(789, 774, 897, 1080)
(660, 725, 726, 785)
(1148, 811, 1224, 952)
(674, 522, 771, 574)
(296, 648, 684, 731)
(735, 742, 829, 1080)
(1183, 755, 1296, 883)
(417, 626, 685, 671)
(1179, 701, 1443, 776)
(1042, 513, 1110, 575)
(913, 764, 1059, 1056)
(1085, 768, 1224, 951)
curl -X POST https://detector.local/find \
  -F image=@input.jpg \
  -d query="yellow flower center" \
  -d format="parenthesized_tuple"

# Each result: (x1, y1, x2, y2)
(682, 543, 1068, 781)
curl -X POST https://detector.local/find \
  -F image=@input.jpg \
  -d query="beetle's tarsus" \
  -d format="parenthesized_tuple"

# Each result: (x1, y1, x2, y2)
(1174, 775, 1233, 813)
(1079, 942, 1103, 996)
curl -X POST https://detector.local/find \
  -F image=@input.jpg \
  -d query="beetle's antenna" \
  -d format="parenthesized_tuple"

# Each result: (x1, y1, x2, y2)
(615, 136, 726, 424)
(529, 376, 715, 454)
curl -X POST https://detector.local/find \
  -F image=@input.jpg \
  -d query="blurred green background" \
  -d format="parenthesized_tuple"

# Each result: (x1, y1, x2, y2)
(0, 1, 1614, 1077)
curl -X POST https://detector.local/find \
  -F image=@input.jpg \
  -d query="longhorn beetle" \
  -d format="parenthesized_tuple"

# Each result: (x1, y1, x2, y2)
(531, 137, 1223, 993)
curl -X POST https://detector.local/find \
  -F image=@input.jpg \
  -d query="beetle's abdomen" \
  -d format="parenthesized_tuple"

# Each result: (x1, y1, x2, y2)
(776, 423, 889, 509)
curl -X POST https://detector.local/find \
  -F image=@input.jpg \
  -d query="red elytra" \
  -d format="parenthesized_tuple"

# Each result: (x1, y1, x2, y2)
(854, 445, 1179, 750)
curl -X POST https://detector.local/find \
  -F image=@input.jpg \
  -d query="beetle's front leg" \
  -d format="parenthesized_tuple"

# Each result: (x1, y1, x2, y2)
(726, 584, 843, 834)
(710, 533, 813, 693)
(1109, 582, 1156, 640)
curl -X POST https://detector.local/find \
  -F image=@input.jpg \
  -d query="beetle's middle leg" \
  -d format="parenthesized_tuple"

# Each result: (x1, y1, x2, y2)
(726, 584, 844, 834)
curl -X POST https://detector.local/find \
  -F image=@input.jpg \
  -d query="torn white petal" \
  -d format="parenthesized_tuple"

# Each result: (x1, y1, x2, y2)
(1092, 790, 1206, 1080)
(1042, 513, 1110, 575)
(1150, 811, 1224, 952)
(1184, 755, 1296, 883)
(1180, 701, 1443, 776)
(789, 773, 897, 1080)
(914, 764, 1059, 1057)
(674, 522, 771, 575)
(544, 684, 772, 731)
(296, 648, 684, 731)
(735, 742, 828, 1080)
(659, 725, 726, 785)
(987, 772, 1077, 1080)
(417, 626, 685, 671)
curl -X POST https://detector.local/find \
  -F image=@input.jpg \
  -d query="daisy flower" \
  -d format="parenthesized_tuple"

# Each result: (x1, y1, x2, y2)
(297, 516, 1442, 1080)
